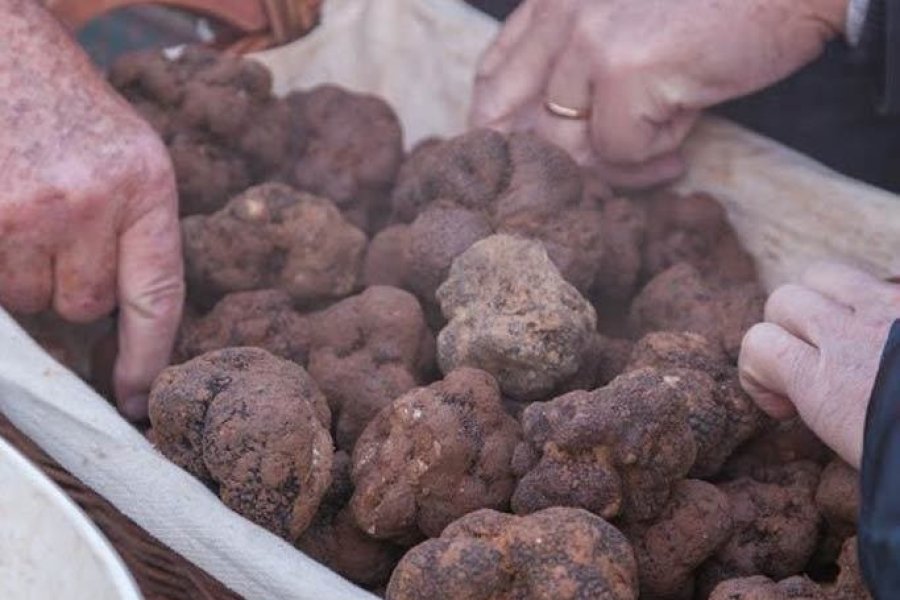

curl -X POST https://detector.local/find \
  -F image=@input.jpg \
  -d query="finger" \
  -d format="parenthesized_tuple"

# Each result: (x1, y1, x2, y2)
(738, 322, 818, 419)
(594, 152, 686, 189)
(0, 244, 53, 314)
(534, 40, 593, 164)
(476, 0, 538, 78)
(801, 261, 898, 310)
(764, 283, 851, 347)
(114, 200, 184, 421)
(589, 77, 699, 164)
(471, 3, 575, 128)
(53, 227, 117, 323)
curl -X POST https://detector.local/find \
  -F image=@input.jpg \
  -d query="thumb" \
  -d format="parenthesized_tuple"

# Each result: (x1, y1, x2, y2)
(114, 195, 184, 421)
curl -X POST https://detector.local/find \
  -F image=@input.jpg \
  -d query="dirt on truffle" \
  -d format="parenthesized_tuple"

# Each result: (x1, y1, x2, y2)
(436, 234, 598, 401)
(511, 368, 697, 522)
(176, 289, 311, 365)
(297, 451, 404, 588)
(622, 479, 734, 600)
(698, 461, 823, 596)
(629, 262, 766, 360)
(148, 347, 333, 541)
(182, 182, 366, 308)
(625, 332, 768, 477)
(305, 286, 436, 451)
(386, 507, 638, 600)
(350, 368, 520, 542)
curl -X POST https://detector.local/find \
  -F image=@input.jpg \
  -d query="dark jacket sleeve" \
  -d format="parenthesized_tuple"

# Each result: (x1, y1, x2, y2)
(855, 0, 900, 113)
(859, 319, 900, 597)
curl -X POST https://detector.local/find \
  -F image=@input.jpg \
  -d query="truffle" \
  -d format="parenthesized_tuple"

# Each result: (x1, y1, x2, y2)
(641, 190, 758, 285)
(436, 235, 597, 401)
(511, 368, 697, 522)
(390, 130, 606, 295)
(625, 332, 768, 477)
(148, 347, 333, 541)
(297, 451, 403, 588)
(286, 86, 404, 233)
(386, 507, 638, 600)
(176, 289, 311, 364)
(306, 286, 436, 451)
(699, 461, 822, 594)
(364, 224, 412, 289)
(815, 459, 859, 536)
(350, 368, 520, 542)
(182, 182, 366, 308)
(708, 576, 825, 600)
(622, 479, 734, 600)
(629, 262, 765, 360)
(110, 48, 299, 216)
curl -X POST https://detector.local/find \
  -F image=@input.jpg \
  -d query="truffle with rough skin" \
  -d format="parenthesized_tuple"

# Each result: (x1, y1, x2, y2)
(350, 368, 520, 542)
(297, 451, 403, 588)
(722, 419, 833, 479)
(629, 262, 765, 360)
(511, 368, 697, 522)
(436, 235, 597, 401)
(641, 190, 758, 285)
(176, 289, 311, 364)
(815, 459, 859, 536)
(699, 461, 822, 594)
(622, 479, 734, 600)
(306, 286, 436, 451)
(625, 332, 768, 477)
(709, 536, 870, 599)
(708, 576, 826, 599)
(286, 86, 404, 233)
(110, 48, 300, 216)
(148, 347, 333, 541)
(182, 183, 366, 308)
(386, 507, 638, 600)
(390, 130, 606, 295)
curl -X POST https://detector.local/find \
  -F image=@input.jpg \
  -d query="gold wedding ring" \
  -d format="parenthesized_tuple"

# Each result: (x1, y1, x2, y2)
(544, 99, 591, 120)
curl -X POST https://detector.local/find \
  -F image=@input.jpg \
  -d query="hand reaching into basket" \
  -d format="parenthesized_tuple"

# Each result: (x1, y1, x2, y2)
(0, 1, 184, 420)
(470, 0, 849, 189)
(739, 263, 900, 469)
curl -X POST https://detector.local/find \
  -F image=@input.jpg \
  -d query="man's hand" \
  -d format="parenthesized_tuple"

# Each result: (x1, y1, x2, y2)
(471, 0, 848, 188)
(739, 263, 899, 468)
(0, 0, 184, 419)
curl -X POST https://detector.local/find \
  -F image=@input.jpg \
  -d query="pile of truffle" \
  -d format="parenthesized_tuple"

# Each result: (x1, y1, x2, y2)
(113, 51, 868, 600)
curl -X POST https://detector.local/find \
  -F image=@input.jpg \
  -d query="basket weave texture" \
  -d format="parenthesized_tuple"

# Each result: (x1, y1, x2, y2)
(0, 413, 243, 600)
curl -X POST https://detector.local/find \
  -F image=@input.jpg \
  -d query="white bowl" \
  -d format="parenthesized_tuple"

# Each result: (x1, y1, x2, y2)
(0, 436, 142, 600)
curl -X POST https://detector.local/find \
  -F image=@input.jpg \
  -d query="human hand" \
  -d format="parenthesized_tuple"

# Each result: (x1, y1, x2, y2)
(471, 0, 848, 188)
(0, 1, 184, 419)
(738, 263, 899, 468)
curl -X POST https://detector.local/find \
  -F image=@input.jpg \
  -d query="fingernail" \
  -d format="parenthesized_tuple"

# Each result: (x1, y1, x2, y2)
(120, 395, 149, 423)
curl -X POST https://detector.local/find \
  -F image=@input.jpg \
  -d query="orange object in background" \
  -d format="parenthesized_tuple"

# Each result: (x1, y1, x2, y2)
(45, 0, 323, 52)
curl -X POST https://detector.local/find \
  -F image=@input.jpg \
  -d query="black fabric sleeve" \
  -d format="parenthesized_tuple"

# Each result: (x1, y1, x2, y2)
(859, 319, 900, 597)
(855, 0, 900, 113)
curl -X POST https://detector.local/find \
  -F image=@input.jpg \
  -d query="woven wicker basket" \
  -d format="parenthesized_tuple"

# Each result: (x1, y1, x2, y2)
(0, 413, 243, 600)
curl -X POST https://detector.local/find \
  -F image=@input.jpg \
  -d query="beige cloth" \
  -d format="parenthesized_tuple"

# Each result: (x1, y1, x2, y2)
(1, 1, 898, 599)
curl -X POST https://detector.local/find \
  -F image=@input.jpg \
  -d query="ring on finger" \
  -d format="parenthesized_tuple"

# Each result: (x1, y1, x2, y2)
(544, 99, 591, 120)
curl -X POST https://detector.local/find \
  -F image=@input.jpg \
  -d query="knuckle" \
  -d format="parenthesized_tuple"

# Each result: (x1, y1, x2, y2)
(126, 275, 185, 323)
(55, 289, 116, 323)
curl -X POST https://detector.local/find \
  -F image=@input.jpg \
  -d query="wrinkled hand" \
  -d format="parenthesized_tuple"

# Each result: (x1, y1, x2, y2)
(739, 264, 899, 468)
(0, 1, 184, 419)
(471, 0, 847, 188)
